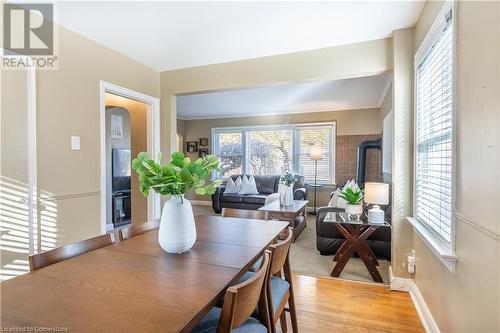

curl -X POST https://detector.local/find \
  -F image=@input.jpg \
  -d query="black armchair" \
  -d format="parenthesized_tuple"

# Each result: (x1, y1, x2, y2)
(293, 187, 307, 200)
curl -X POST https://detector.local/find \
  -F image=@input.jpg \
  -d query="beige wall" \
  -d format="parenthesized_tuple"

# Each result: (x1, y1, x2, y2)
(180, 108, 381, 203)
(161, 38, 393, 160)
(2, 25, 160, 252)
(1, 67, 31, 280)
(105, 94, 149, 227)
(409, 2, 500, 332)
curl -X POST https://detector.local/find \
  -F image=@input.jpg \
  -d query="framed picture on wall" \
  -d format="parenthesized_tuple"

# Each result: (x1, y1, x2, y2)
(199, 138, 209, 146)
(199, 148, 209, 158)
(187, 141, 198, 153)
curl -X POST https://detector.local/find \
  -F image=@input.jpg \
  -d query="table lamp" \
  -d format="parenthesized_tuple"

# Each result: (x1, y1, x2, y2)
(310, 144, 322, 215)
(364, 182, 389, 223)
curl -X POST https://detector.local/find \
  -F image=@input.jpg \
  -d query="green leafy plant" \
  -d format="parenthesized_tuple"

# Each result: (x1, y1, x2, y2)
(280, 171, 299, 187)
(338, 186, 364, 205)
(132, 151, 222, 198)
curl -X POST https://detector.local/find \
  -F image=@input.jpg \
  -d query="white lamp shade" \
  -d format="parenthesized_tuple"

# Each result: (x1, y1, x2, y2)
(364, 182, 389, 205)
(310, 144, 323, 161)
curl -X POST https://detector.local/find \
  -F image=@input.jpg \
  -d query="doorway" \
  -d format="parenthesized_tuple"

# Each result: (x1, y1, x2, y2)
(99, 82, 160, 234)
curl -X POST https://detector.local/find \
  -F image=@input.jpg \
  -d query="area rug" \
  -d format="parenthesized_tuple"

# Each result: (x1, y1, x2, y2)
(192, 204, 390, 284)
(289, 215, 390, 284)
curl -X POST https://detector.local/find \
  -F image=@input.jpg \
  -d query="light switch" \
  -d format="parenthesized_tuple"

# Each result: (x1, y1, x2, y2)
(71, 136, 80, 150)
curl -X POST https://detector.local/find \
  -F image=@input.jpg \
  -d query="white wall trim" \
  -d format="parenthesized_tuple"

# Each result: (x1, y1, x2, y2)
(408, 280, 441, 333)
(177, 105, 380, 121)
(99, 81, 161, 234)
(455, 212, 500, 240)
(407, 217, 457, 274)
(26, 61, 38, 255)
(388, 266, 410, 291)
(389, 268, 440, 333)
(377, 75, 392, 108)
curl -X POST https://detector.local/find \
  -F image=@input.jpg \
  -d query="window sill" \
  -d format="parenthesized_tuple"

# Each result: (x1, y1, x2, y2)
(406, 217, 457, 274)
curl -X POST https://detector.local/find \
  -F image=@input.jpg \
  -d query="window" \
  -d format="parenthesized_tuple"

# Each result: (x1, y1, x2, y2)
(248, 129, 293, 175)
(212, 123, 335, 184)
(296, 126, 334, 184)
(213, 130, 244, 176)
(414, 6, 454, 246)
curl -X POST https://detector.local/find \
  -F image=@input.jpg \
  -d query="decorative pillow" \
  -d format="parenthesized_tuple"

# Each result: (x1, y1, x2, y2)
(224, 176, 242, 194)
(265, 193, 280, 205)
(239, 175, 259, 195)
(328, 180, 358, 208)
(328, 189, 347, 208)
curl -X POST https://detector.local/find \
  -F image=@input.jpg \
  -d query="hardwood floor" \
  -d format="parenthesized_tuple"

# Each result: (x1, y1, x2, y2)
(283, 274, 424, 333)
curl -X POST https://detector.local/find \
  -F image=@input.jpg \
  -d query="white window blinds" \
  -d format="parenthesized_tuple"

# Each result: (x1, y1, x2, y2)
(213, 131, 244, 176)
(212, 123, 335, 184)
(415, 11, 453, 243)
(296, 126, 334, 184)
(248, 129, 293, 175)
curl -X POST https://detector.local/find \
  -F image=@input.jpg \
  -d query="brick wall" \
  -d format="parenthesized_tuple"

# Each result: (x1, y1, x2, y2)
(335, 134, 382, 186)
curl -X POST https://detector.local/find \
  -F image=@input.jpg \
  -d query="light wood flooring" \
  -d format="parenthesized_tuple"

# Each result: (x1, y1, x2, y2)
(283, 274, 424, 333)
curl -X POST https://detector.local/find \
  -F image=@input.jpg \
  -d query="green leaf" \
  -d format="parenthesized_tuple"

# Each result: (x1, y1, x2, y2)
(132, 151, 221, 197)
(172, 151, 185, 161)
(195, 187, 206, 195)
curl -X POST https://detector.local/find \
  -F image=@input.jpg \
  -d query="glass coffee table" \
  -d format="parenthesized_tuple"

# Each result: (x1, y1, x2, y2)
(323, 211, 391, 283)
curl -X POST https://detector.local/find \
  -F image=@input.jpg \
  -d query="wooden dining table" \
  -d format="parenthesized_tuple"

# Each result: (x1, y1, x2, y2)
(1, 215, 288, 333)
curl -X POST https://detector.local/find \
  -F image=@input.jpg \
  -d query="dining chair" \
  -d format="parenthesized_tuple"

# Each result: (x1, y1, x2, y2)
(118, 220, 160, 241)
(265, 227, 298, 333)
(192, 251, 272, 333)
(222, 208, 267, 220)
(28, 233, 115, 271)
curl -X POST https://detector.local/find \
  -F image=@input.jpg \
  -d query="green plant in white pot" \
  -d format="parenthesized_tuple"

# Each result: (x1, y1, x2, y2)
(338, 183, 364, 220)
(133, 151, 221, 253)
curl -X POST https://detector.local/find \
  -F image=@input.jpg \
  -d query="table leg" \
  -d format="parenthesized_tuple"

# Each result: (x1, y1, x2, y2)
(330, 224, 383, 282)
(330, 224, 358, 277)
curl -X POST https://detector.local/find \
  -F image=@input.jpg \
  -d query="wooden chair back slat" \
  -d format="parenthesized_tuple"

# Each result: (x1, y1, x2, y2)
(119, 220, 160, 241)
(269, 227, 293, 276)
(217, 251, 271, 332)
(222, 208, 267, 220)
(29, 233, 115, 271)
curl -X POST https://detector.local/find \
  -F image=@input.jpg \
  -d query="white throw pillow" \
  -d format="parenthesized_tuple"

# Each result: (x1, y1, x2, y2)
(265, 193, 280, 205)
(328, 189, 347, 209)
(239, 175, 259, 195)
(224, 176, 242, 194)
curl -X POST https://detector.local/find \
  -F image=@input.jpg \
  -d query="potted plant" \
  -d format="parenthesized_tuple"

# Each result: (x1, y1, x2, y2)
(279, 171, 299, 206)
(133, 151, 221, 253)
(338, 183, 364, 220)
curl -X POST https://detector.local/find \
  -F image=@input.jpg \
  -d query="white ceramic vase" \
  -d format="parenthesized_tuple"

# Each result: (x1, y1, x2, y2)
(284, 185, 294, 206)
(158, 195, 196, 253)
(345, 203, 363, 221)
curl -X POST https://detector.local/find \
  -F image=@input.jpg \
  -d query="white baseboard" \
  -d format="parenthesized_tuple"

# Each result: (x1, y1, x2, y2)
(106, 223, 114, 232)
(388, 266, 410, 291)
(190, 200, 211, 206)
(389, 267, 440, 333)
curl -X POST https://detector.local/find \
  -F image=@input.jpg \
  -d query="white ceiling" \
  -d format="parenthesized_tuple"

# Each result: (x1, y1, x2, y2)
(177, 73, 391, 119)
(55, 1, 424, 71)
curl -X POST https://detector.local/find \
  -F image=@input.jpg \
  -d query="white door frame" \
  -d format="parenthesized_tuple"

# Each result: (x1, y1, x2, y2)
(99, 81, 161, 234)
